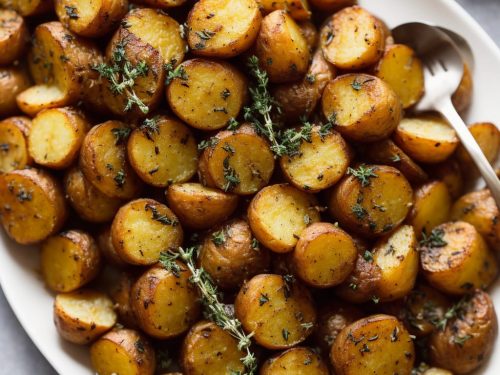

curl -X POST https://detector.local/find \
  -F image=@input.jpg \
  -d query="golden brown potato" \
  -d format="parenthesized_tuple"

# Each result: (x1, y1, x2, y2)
(450, 189, 500, 250)
(322, 74, 401, 142)
(456, 122, 500, 168)
(309, 0, 355, 12)
(235, 274, 316, 349)
(372, 225, 418, 301)
(320, 6, 385, 70)
(426, 159, 464, 199)
(407, 181, 451, 237)
(131, 0, 186, 8)
(97, 227, 127, 267)
(451, 63, 473, 114)
(260, 347, 329, 374)
(0, 168, 68, 244)
(365, 139, 428, 184)
(328, 165, 413, 237)
(255, 10, 310, 83)
(0, 0, 52, 16)
(0, 9, 28, 65)
(41, 230, 101, 293)
(272, 48, 336, 124)
(0, 116, 32, 173)
(110, 271, 138, 328)
(90, 328, 156, 375)
(257, 0, 311, 21)
(127, 116, 198, 187)
(187, 0, 261, 58)
(394, 115, 459, 164)
(374, 44, 424, 109)
(423, 369, 453, 375)
(199, 218, 271, 290)
(298, 20, 318, 49)
(198, 124, 275, 195)
(131, 264, 200, 339)
(55, 0, 128, 37)
(420, 221, 498, 295)
(80, 120, 143, 199)
(292, 222, 357, 288)
(0, 67, 31, 117)
(332, 314, 415, 375)
(54, 289, 117, 344)
(166, 183, 239, 230)
(111, 199, 183, 266)
(280, 127, 351, 192)
(29, 107, 90, 169)
(181, 321, 245, 375)
(166, 58, 248, 131)
(429, 290, 497, 374)
(64, 167, 123, 223)
(248, 184, 320, 253)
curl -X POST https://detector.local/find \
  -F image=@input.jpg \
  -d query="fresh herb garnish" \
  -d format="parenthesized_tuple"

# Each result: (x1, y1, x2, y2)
(111, 127, 131, 145)
(145, 204, 178, 226)
(222, 157, 240, 192)
(65, 5, 79, 19)
(164, 59, 188, 86)
(114, 170, 126, 188)
(212, 229, 226, 246)
(348, 165, 378, 187)
(259, 293, 269, 306)
(420, 228, 447, 248)
(352, 203, 367, 220)
(140, 116, 160, 139)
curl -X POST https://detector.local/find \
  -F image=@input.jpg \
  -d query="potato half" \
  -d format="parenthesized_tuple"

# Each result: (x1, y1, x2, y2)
(0, 116, 32, 173)
(456, 122, 500, 168)
(426, 159, 464, 199)
(260, 347, 329, 375)
(0, 9, 28, 65)
(0, 0, 52, 16)
(0, 67, 31, 117)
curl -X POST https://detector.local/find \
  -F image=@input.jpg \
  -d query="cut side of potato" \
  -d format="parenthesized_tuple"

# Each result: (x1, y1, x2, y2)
(0, 116, 32, 173)
(16, 85, 69, 117)
(261, 347, 329, 375)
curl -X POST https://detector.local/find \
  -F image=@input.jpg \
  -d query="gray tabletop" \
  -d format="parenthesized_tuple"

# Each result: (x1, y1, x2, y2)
(1, 1, 499, 374)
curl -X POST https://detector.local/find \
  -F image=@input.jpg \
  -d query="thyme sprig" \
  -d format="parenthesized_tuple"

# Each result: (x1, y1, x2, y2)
(164, 59, 188, 85)
(93, 39, 149, 114)
(159, 248, 257, 375)
(420, 228, 448, 248)
(347, 165, 378, 187)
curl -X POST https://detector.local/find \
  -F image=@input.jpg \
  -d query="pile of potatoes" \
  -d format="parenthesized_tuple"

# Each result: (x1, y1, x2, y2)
(0, 0, 499, 374)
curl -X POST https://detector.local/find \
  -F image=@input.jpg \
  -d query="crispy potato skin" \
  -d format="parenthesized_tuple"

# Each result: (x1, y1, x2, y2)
(429, 290, 497, 374)
(322, 74, 401, 142)
(256, 10, 310, 83)
(0, 116, 32, 172)
(450, 189, 500, 250)
(332, 314, 415, 375)
(299, 20, 318, 49)
(0, 9, 28, 65)
(41, 230, 101, 292)
(235, 274, 316, 349)
(90, 328, 156, 375)
(0, 0, 52, 16)
(0, 168, 68, 244)
(110, 271, 139, 328)
(420, 221, 498, 295)
(199, 218, 271, 290)
(181, 320, 245, 375)
(456, 122, 500, 168)
(426, 159, 464, 199)
(260, 347, 329, 374)
(0, 67, 31, 117)
(97, 227, 127, 267)
(451, 63, 473, 114)
(131, 264, 201, 339)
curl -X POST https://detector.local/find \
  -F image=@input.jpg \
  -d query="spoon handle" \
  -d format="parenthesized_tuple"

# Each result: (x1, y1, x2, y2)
(436, 98, 500, 207)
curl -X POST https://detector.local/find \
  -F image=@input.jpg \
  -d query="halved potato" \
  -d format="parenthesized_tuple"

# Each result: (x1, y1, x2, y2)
(426, 159, 464, 199)
(257, 0, 311, 21)
(298, 20, 318, 49)
(54, 289, 117, 344)
(260, 347, 329, 375)
(0, 0, 52, 16)
(0, 66, 31, 117)
(456, 122, 500, 168)
(0, 9, 28, 65)
(0, 116, 32, 173)
(97, 227, 127, 267)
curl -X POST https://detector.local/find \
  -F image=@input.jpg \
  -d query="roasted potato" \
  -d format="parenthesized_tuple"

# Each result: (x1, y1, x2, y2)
(110, 271, 138, 328)
(374, 44, 424, 109)
(456, 122, 500, 169)
(332, 314, 415, 375)
(97, 227, 127, 267)
(320, 6, 385, 70)
(255, 10, 310, 83)
(235, 274, 316, 349)
(127, 116, 198, 187)
(426, 159, 464, 199)
(0, 0, 52, 16)
(394, 115, 459, 164)
(166, 182, 239, 230)
(64, 167, 123, 223)
(131, 0, 186, 8)
(328, 165, 413, 237)
(280, 127, 351, 192)
(372, 225, 418, 302)
(181, 321, 245, 375)
(166, 58, 248, 131)
(248, 184, 320, 253)
(298, 20, 318, 49)
(198, 124, 275, 195)
(450, 189, 500, 250)
(429, 289, 497, 374)
(309, 0, 356, 12)
(131, 264, 200, 339)
(55, 0, 128, 37)
(187, 0, 261, 58)
(0, 9, 28, 65)
(365, 139, 428, 184)
(322, 74, 401, 142)
(54, 289, 117, 344)
(0, 168, 67, 244)
(80, 120, 143, 199)
(451, 63, 473, 114)
(199, 218, 271, 290)
(260, 347, 329, 374)
(0, 66, 31, 117)
(407, 181, 451, 237)
(420, 221, 498, 295)
(90, 328, 156, 375)
(0, 116, 32, 173)
(41, 230, 101, 293)
(291, 222, 357, 288)
(29, 107, 90, 169)
(111, 198, 183, 265)
(257, 0, 311, 21)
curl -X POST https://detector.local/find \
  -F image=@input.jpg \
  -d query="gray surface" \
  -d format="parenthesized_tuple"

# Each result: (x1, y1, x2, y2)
(0, 1, 498, 374)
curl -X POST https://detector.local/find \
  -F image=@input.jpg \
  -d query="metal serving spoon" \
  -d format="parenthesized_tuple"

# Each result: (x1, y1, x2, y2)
(393, 22, 500, 206)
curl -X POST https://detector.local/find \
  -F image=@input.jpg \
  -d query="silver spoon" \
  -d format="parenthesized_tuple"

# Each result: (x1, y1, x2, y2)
(393, 22, 500, 206)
